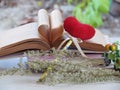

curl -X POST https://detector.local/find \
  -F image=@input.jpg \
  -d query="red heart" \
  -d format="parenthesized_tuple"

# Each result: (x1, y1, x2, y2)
(64, 16, 95, 40)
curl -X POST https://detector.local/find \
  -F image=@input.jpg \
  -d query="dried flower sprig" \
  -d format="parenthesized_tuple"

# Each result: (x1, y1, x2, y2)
(1, 49, 120, 85)
(24, 49, 120, 85)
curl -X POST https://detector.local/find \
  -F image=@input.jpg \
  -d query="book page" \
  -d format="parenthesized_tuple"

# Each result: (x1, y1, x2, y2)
(38, 9, 50, 43)
(0, 22, 39, 48)
(85, 29, 108, 46)
(50, 9, 64, 44)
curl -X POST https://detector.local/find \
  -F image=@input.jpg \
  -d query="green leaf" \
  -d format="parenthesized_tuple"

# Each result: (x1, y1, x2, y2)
(98, 0, 110, 13)
(75, 8, 83, 22)
(67, 0, 73, 5)
(72, 0, 110, 28)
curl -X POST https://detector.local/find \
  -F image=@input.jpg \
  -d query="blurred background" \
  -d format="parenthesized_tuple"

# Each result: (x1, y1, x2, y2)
(0, 0, 120, 37)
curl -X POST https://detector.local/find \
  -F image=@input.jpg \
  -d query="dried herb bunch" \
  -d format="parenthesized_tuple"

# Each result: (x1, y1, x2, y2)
(24, 49, 120, 85)
(1, 49, 120, 85)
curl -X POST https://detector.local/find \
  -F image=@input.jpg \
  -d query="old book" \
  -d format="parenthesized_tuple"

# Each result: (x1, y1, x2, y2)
(0, 9, 107, 57)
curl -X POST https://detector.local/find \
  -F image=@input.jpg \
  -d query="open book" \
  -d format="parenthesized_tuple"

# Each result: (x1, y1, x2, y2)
(0, 9, 107, 57)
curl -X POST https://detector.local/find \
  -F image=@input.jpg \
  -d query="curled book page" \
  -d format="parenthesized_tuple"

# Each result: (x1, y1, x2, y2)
(38, 9, 50, 43)
(50, 9, 64, 44)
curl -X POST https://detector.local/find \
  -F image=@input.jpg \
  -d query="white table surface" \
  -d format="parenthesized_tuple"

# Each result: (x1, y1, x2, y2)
(0, 75, 120, 90)
(0, 37, 120, 90)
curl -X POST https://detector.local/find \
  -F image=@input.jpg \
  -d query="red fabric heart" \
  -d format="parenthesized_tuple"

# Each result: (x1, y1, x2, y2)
(64, 16, 95, 40)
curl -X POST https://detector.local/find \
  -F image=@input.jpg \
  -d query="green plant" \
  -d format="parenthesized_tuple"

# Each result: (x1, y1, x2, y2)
(68, 0, 110, 28)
